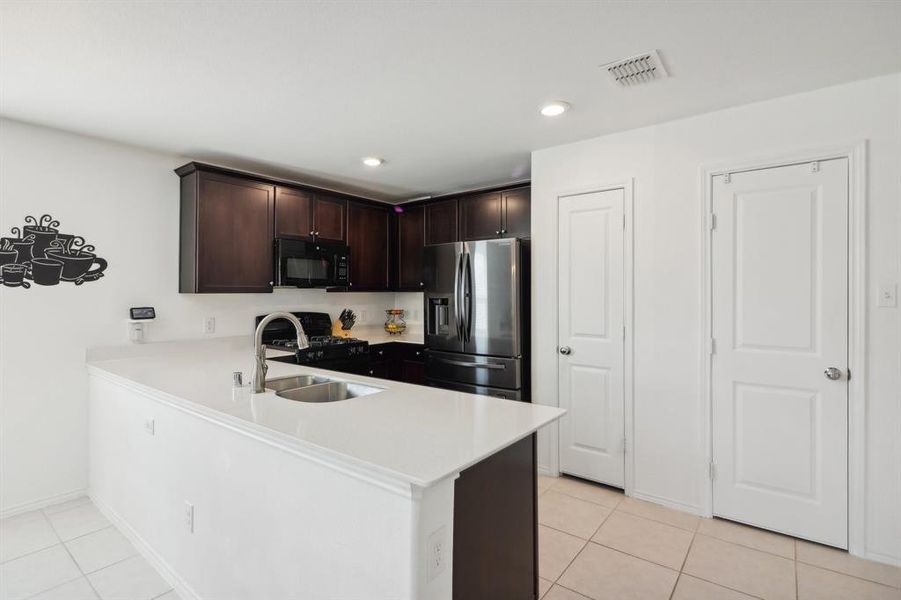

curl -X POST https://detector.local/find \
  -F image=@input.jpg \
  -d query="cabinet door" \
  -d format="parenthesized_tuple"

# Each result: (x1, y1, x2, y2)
(397, 206, 425, 289)
(274, 186, 314, 239)
(314, 194, 347, 242)
(197, 173, 274, 292)
(502, 188, 531, 238)
(347, 202, 389, 289)
(460, 192, 503, 241)
(425, 199, 459, 245)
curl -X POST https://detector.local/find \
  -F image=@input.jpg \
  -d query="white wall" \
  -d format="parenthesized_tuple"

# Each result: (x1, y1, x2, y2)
(0, 119, 399, 514)
(531, 74, 901, 563)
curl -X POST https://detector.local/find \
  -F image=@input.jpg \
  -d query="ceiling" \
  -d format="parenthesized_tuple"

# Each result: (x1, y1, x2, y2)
(2, 1, 900, 202)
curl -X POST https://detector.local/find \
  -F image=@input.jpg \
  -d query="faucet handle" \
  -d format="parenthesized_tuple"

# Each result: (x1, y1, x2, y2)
(233, 371, 244, 387)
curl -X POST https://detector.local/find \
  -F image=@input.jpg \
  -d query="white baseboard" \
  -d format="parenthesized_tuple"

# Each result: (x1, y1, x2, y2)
(859, 549, 901, 567)
(630, 489, 704, 516)
(0, 488, 88, 519)
(90, 493, 201, 600)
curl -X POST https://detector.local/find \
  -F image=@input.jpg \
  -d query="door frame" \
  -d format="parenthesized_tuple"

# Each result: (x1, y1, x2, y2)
(552, 181, 635, 494)
(699, 142, 868, 556)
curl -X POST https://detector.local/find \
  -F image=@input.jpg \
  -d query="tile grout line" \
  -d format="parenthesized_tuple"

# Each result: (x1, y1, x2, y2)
(42, 503, 106, 600)
(793, 558, 901, 589)
(667, 525, 698, 600)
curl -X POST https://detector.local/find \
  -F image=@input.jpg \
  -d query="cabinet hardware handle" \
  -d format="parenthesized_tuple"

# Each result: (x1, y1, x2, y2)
(501, 229, 507, 234)
(559, 346, 572, 355)
(495, 230, 500, 235)
(310, 231, 315, 236)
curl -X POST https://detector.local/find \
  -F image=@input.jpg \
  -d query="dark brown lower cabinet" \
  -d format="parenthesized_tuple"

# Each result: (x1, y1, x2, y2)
(453, 434, 537, 600)
(367, 343, 425, 383)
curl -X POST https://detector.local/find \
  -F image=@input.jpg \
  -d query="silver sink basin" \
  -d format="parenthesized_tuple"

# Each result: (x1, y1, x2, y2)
(265, 375, 329, 393)
(266, 375, 382, 403)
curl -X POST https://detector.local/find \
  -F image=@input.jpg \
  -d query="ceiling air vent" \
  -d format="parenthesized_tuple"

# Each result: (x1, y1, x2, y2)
(602, 50, 668, 86)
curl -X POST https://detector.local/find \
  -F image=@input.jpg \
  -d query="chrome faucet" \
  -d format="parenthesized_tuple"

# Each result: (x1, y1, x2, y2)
(253, 312, 309, 393)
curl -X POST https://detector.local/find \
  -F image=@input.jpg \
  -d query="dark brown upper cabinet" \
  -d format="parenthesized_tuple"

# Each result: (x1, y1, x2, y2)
(396, 205, 425, 290)
(274, 187, 346, 242)
(502, 187, 531, 238)
(346, 202, 390, 290)
(459, 187, 531, 241)
(313, 194, 347, 242)
(460, 192, 503, 241)
(425, 199, 458, 245)
(180, 169, 275, 293)
(274, 186, 313, 239)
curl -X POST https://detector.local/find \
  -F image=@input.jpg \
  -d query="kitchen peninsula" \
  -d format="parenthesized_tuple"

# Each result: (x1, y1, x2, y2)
(86, 336, 563, 600)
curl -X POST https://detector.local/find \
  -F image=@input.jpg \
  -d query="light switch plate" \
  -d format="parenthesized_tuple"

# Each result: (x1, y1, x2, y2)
(877, 283, 897, 308)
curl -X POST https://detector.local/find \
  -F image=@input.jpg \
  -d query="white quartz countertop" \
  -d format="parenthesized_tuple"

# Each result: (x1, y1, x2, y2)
(346, 326, 424, 345)
(86, 336, 563, 488)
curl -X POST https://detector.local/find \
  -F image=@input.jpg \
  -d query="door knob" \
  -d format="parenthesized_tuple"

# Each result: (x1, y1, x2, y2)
(824, 367, 843, 381)
(559, 346, 572, 355)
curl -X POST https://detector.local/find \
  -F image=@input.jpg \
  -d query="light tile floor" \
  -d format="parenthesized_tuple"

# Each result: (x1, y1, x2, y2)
(4, 485, 899, 600)
(0, 497, 178, 600)
(537, 474, 901, 600)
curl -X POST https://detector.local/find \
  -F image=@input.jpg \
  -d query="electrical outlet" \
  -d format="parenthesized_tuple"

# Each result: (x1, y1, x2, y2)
(203, 316, 216, 334)
(144, 419, 155, 436)
(426, 526, 447, 581)
(184, 501, 195, 533)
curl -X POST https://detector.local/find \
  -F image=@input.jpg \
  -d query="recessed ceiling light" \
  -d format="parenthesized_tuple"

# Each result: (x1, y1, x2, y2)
(539, 101, 570, 117)
(362, 157, 384, 167)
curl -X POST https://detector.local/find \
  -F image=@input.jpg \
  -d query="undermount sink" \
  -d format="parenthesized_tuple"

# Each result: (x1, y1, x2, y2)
(266, 375, 382, 403)
(265, 374, 329, 393)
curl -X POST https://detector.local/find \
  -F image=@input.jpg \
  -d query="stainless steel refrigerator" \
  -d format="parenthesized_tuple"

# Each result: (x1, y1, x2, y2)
(423, 238, 529, 401)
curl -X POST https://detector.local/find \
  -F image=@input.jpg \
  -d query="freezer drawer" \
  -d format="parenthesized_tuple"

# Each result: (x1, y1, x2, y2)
(424, 350, 521, 390)
(425, 378, 523, 402)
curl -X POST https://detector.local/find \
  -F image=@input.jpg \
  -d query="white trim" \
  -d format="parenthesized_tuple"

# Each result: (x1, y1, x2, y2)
(0, 488, 89, 519)
(552, 180, 635, 493)
(91, 492, 201, 600)
(631, 490, 704, 517)
(699, 142, 868, 556)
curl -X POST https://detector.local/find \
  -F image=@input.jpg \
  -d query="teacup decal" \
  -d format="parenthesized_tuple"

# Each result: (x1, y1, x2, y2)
(0, 239, 18, 267)
(7, 228, 36, 264)
(22, 214, 61, 257)
(3, 214, 108, 289)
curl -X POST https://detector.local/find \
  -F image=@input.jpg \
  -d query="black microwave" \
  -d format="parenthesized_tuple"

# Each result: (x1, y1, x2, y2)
(274, 238, 350, 288)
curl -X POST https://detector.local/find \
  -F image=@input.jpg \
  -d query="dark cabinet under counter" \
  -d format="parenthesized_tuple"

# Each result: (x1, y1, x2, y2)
(366, 342, 426, 384)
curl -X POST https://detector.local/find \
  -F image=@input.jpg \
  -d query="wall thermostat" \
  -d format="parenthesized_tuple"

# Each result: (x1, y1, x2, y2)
(130, 307, 156, 320)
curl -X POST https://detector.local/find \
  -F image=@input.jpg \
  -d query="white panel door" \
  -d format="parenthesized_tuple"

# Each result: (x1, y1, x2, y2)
(558, 188, 625, 487)
(711, 158, 849, 548)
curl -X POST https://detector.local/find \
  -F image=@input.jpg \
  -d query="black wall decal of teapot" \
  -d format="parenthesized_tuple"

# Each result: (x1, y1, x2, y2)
(0, 214, 108, 289)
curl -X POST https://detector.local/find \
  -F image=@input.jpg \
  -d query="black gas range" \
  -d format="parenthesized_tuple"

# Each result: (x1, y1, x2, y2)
(256, 312, 370, 374)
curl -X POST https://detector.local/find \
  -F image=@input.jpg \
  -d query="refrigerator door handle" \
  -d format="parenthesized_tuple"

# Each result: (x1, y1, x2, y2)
(463, 251, 473, 342)
(453, 251, 464, 340)
(433, 357, 506, 370)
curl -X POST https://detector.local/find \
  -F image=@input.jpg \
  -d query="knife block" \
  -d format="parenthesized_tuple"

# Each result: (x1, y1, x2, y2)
(331, 320, 353, 338)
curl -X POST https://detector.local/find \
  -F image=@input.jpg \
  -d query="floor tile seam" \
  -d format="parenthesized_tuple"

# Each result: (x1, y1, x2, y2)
(583, 538, 683, 574)
(20, 573, 86, 600)
(794, 559, 901, 590)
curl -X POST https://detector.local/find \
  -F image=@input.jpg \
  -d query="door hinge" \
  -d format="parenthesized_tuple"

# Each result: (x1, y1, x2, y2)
(708, 462, 716, 481)
(622, 213, 626, 231)
(708, 213, 717, 231)
(708, 338, 716, 355)
(811, 160, 820, 173)
(622, 325, 626, 341)
(723, 172, 732, 184)
(622, 438, 627, 454)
